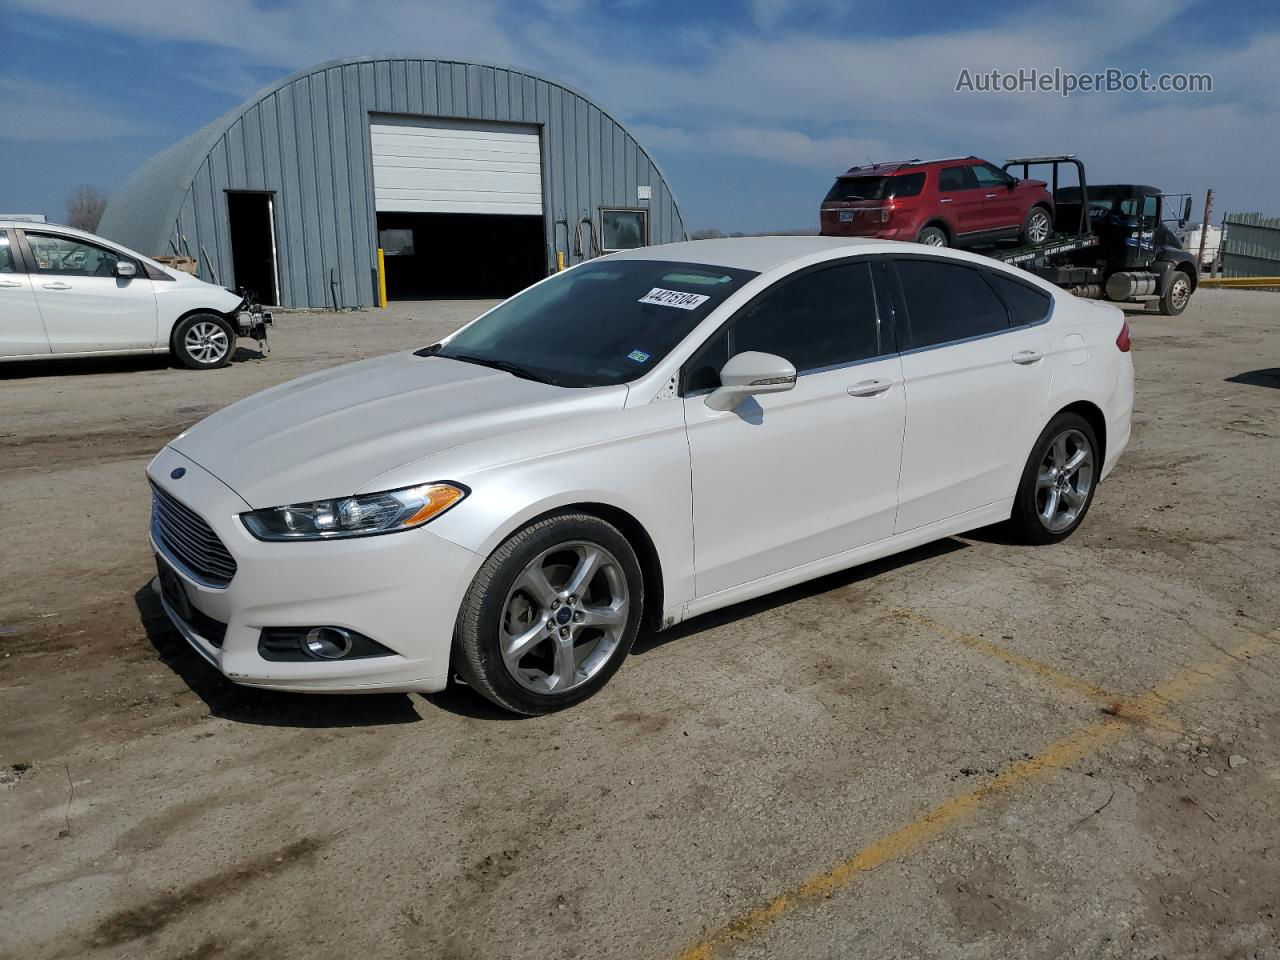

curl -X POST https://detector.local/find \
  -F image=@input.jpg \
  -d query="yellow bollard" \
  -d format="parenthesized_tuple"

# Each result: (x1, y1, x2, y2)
(556, 251, 566, 272)
(377, 248, 388, 307)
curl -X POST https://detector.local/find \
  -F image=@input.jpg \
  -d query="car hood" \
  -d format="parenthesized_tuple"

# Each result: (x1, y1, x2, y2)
(168, 351, 627, 508)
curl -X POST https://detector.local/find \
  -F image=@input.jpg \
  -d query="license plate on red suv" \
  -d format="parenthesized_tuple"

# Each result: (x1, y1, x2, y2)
(839, 210, 855, 222)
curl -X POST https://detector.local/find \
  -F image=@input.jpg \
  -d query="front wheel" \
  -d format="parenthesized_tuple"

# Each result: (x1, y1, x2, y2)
(172, 313, 234, 369)
(1021, 207, 1052, 245)
(1007, 413, 1100, 544)
(454, 513, 644, 715)
(1158, 270, 1193, 316)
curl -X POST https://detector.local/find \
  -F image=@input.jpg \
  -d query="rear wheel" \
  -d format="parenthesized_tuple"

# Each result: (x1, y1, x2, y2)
(1008, 412, 1099, 544)
(454, 513, 643, 715)
(172, 313, 234, 369)
(1021, 206, 1052, 245)
(1158, 270, 1193, 316)
(916, 225, 948, 247)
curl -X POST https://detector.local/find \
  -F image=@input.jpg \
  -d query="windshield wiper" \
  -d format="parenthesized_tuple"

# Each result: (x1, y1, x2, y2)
(441, 352, 551, 384)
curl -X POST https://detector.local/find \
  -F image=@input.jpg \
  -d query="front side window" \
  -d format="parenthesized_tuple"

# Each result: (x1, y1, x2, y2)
(433, 259, 756, 388)
(0, 232, 16, 273)
(894, 259, 1010, 350)
(972, 163, 1012, 187)
(26, 233, 124, 277)
(684, 261, 881, 390)
(601, 209, 647, 252)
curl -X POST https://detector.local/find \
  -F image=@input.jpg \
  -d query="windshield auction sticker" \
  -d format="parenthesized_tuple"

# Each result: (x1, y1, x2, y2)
(639, 287, 710, 310)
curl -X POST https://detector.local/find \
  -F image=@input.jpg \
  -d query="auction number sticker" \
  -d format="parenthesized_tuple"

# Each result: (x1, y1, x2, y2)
(639, 287, 710, 310)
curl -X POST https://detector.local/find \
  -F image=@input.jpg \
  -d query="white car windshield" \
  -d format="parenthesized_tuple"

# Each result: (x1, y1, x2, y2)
(429, 259, 758, 387)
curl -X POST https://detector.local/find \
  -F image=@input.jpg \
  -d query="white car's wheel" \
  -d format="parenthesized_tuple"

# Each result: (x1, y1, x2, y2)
(454, 512, 644, 715)
(1009, 412, 1099, 544)
(173, 313, 234, 370)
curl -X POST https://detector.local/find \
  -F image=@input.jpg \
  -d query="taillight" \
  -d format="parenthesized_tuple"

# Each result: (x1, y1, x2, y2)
(881, 200, 895, 223)
(1116, 321, 1131, 352)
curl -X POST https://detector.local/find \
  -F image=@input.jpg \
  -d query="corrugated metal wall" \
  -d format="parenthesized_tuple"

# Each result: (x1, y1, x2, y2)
(99, 56, 686, 308)
(1221, 213, 1280, 277)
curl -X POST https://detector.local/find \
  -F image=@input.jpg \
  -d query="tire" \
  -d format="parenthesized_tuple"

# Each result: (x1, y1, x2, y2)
(172, 313, 235, 369)
(1007, 412, 1100, 545)
(1158, 269, 1193, 316)
(1020, 206, 1052, 245)
(916, 225, 948, 247)
(453, 512, 644, 715)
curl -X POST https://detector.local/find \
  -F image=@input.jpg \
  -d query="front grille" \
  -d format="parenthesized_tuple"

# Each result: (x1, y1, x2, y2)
(151, 483, 238, 587)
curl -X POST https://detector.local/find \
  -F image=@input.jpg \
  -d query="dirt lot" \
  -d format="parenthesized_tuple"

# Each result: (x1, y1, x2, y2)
(2, 292, 1278, 960)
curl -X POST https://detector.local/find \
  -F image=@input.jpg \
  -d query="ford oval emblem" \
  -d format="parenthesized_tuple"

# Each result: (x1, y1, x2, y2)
(170, 467, 186, 480)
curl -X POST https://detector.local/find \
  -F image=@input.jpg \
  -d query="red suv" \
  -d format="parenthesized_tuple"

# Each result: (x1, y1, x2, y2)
(819, 156, 1054, 249)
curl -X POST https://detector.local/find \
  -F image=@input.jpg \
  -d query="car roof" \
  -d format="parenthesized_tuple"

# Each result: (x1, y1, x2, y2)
(837, 156, 979, 177)
(1, 219, 90, 236)
(607, 236, 884, 272)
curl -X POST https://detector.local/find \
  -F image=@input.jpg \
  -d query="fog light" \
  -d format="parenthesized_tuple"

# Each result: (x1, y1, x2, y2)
(304, 626, 354, 659)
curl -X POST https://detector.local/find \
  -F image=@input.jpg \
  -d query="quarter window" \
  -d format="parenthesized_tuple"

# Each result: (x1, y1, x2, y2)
(25, 233, 125, 277)
(894, 259, 1010, 350)
(988, 273, 1052, 326)
(684, 261, 881, 390)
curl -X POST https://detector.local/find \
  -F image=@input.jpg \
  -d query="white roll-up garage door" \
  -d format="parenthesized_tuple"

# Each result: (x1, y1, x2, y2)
(370, 116, 543, 216)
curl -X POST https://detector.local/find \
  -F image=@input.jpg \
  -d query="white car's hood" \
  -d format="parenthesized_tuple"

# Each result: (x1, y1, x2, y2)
(169, 352, 627, 508)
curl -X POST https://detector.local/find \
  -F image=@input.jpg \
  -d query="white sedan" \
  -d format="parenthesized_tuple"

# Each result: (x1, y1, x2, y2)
(0, 220, 268, 369)
(146, 237, 1133, 714)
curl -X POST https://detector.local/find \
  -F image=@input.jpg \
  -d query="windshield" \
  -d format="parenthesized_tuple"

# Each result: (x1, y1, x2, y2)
(824, 172, 924, 202)
(431, 259, 758, 388)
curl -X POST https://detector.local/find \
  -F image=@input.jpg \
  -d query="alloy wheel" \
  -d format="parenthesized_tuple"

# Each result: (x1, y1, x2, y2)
(922, 232, 946, 247)
(1036, 428, 1094, 533)
(499, 541, 629, 695)
(1028, 211, 1051, 244)
(185, 321, 230, 364)
(1170, 276, 1191, 311)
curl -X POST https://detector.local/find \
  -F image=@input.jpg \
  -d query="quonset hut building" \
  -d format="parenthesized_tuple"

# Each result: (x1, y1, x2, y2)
(99, 55, 686, 308)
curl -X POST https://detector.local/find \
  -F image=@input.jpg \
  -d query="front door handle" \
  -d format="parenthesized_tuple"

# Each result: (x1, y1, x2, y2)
(848, 378, 894, 397)
(984, 192, 999, 199)
(938, 197, 953, 204)
(42, 281, 72, 291)
(1012, 349, 1044, 365)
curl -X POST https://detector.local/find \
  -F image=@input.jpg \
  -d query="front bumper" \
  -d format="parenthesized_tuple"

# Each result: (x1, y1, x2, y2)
(147, 447, 483, 694)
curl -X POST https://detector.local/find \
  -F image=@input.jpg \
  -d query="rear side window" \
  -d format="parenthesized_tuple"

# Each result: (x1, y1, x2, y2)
(988, 273, 1052, 326)
(938, 166, 977, 191)
(894, 259, 1010, 350)
(824, 173, 925, 202)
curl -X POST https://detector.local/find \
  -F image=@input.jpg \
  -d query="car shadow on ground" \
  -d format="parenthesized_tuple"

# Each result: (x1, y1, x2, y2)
(632, 537, 969, 655)
(0, 354, 172, 379)
(135, 582, 424, 727)
(1225, 368, 1280, 389)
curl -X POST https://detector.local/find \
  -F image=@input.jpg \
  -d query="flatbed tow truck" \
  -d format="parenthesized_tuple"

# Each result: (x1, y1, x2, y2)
(976, 155, 1199, 316)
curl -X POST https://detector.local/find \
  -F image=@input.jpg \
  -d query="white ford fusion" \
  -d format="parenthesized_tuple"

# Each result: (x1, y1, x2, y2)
(147, 237, 1133, 714)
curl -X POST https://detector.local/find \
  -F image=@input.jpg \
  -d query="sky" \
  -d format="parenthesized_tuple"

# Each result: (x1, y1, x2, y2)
(1, 0, 1277, 233)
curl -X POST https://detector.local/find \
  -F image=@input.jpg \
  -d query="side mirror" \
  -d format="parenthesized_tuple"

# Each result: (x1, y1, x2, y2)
(115, 261, 137, 278)
(1181, 197, 1193, 225)
(705, 351, 797, 412)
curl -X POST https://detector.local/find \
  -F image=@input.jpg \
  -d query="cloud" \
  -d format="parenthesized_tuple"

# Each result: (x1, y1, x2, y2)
(632, 124, 891, 169)
(0, 76, 155, 142)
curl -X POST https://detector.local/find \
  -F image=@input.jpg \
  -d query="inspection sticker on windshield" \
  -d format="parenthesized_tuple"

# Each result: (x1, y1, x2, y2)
(626, 349, 651, 364)
(639, 287, 710, 310)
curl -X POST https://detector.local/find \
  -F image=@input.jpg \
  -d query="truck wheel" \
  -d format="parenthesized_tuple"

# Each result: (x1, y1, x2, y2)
(916, 226, 948, 247)
(172, 314, 234, 369)
(1158, 270, 1193, 316)
(1021, 207, 1052, 245)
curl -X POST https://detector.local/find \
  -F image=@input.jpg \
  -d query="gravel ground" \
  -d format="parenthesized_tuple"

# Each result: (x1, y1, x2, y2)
(1, 291, 1278, 960)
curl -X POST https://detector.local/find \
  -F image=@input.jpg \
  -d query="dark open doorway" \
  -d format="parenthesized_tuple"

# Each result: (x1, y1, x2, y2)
(227, 191, 279, 305)
(376, 213, 544, 300)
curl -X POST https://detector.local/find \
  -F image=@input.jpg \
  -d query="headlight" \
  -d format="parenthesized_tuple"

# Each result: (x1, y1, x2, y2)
(241, 482, 467, 541)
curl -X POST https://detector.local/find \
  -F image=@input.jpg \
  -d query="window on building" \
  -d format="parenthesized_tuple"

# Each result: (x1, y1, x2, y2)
(601, 209, 647, 251)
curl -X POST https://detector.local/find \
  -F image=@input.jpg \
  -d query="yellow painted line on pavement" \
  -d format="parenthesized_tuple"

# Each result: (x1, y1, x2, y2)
(676, 633, 1276, 960)
(886, 606, 1116, 703)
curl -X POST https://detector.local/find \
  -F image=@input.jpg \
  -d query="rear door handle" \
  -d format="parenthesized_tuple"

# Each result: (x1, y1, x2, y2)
(848, 378, 894, 397)
(42, 281, 72, 291)
(1012, 349, 1044, 365)
(0, 280, 23, 288)
(984, 193, 999, 198)
(938, 197, 953, 204)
